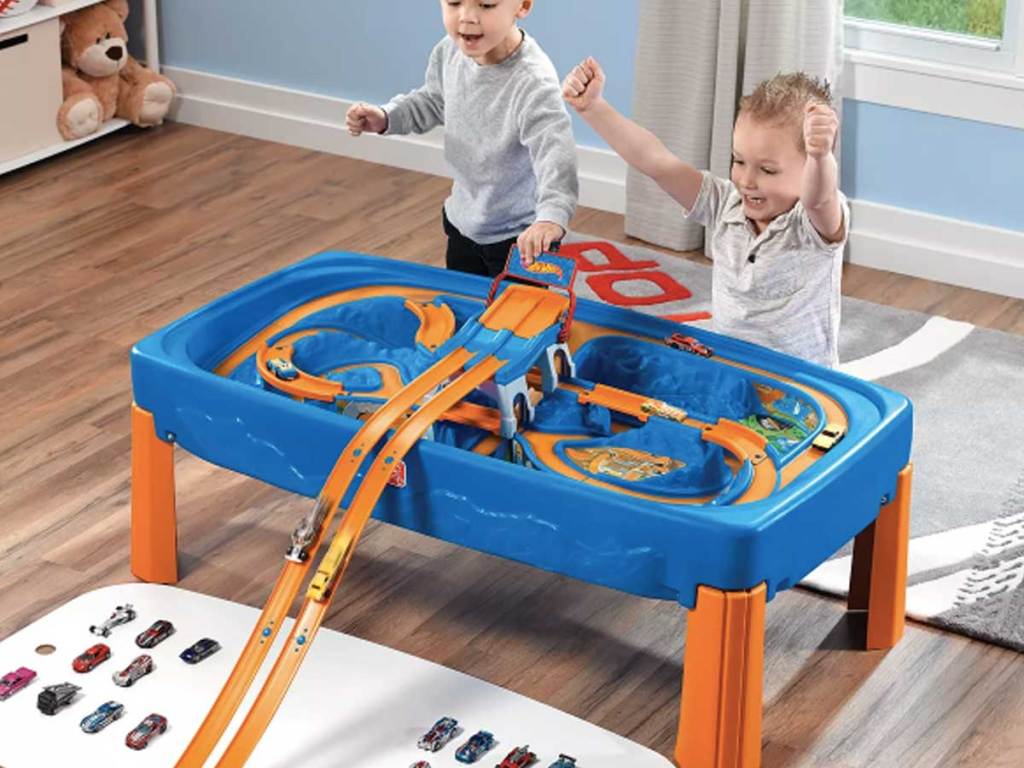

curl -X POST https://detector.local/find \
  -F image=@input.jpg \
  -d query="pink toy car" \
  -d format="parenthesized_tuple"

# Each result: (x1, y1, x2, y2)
(0, 666, 36, 700)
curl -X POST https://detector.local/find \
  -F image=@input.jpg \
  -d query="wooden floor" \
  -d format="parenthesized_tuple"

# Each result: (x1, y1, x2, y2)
(1, 123, 1022, 768)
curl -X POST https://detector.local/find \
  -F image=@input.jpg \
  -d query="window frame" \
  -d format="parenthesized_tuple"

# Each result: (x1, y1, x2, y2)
(844, 0, 1021, 71)
(841, 0, 1024, 130)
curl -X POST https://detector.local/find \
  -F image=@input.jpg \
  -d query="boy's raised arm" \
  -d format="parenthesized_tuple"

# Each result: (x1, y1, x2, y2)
(800, 104, 845, 242)
(564, 57, 703, 210)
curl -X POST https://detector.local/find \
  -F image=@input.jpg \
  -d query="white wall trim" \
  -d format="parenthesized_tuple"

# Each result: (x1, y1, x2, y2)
(164, 66, 627, 215)
(848, 200, 1024, 299)
(842, 49, 1024, 130)
(165, 66, 1024, 299)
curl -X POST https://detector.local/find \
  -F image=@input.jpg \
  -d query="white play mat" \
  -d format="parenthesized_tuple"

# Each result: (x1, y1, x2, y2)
(0, 583, 673, 767)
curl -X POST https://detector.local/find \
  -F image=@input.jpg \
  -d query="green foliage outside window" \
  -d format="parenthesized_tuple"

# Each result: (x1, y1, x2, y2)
(846, 0, 1005, 39)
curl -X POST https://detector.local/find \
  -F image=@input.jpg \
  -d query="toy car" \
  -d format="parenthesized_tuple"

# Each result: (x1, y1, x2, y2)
(812, 422, 846, 451)
(665, 332, 713, 358)
(126, 712, 168, 750)
(37, 682, 81, 715)
(498, 745, 537, 768)
(548, 756, 578, 768)
(409, 762, 432, 768)
(0, 666, 36, 700)
(266, 356, 299, 381)
(90, 603, 136, 637)
(80, 700, 125, 733)
(136, 619, 175, 648)
(455, 730, 495, 763)
(73, 642, 111, 673)
(417, 715, 459, 751)
(180, 637, 221, 664)
(113, 654, 154, 687)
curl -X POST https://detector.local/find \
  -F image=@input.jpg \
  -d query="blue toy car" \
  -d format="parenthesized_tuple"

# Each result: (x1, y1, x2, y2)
(80, 700, 125, 733)
(266, 357, 299, 381)
(180, 637, 221, 664)
(455, 730, 495, 763)
(548, 755, 578, 768)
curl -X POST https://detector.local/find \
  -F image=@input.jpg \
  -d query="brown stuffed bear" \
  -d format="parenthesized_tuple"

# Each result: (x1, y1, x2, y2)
(58, 0, 175, 140)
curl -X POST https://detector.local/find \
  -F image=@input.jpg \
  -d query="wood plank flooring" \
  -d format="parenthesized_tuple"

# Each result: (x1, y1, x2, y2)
(1, 123, 1022, 767)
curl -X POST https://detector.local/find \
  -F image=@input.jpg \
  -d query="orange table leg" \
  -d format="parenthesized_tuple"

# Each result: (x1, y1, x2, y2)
(130, 404, 178, 584)
(848, 464, 912, 649)
(676, 583, 766, 768)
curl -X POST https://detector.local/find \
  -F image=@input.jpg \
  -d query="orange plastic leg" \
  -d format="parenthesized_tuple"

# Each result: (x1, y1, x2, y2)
(676, 584, 766, 768)
(130, 404, 178, 584)
(848, 464, 912, 649)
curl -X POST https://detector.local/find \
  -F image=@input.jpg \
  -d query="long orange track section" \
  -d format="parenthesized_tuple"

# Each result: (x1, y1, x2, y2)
(175, 348, 473, 768)
(213, 356, 505, 767)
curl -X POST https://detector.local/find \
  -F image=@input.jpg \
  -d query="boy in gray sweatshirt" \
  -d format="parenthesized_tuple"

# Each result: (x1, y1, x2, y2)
(346, 0, 578, 277)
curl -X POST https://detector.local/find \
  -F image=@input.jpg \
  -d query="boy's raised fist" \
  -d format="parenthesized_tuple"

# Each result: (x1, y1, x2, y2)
(803, 103, 838, 158)
(563, 57, 605, 113)
(346, 102, 388, 136)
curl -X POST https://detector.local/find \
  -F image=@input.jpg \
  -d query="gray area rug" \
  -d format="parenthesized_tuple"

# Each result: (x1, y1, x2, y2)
(563, 235, 1024, 652)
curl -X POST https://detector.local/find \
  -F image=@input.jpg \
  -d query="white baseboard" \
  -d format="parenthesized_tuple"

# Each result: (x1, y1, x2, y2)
(163, 66, 627, 215)
(847, 200, 1024, 299)
(164, 66, 1024, 299)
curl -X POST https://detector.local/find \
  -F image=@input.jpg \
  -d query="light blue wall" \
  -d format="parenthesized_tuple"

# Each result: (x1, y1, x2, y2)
(152, 1, 1023, 232)
(840, 101, 1022, 231)
(156, 0, 637, 149)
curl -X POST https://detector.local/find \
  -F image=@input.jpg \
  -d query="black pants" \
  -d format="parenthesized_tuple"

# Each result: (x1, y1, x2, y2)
(443, 207, 518, 278)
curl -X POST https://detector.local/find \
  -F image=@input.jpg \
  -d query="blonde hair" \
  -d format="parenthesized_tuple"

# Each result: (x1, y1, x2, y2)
(737, 72, 833, 149)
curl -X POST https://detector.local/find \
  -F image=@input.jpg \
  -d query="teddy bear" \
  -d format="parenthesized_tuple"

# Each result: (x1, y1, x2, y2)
(57, 0, 175, 140)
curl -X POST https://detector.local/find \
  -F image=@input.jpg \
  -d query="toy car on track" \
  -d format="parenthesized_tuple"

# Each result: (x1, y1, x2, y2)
(266, 356, 299, 381)
(80, 700, 125, 733)
(135, 618, 175, 648)
(417, 715, 459, 751)
(0, 666, 36, 700)
(37, 682, 81, 715)
(498, 745, 537, 767)
(812, 422, 846, 451)
(664, 332, 713, 358)
(73, 642, 111, 673)
(113, 654, 154, 687)
(180, 637, 221, 664)
(90, 603, 136, 637)
(548, 755, 577, 768)
(455, 730, 495, 763)
(126, 713, 168, 750)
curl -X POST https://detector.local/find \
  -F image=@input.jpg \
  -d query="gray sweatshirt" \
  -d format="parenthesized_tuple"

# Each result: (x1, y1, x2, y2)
(382, 33, 578, 244)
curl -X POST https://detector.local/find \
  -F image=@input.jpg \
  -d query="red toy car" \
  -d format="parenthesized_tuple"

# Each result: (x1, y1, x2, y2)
(498, 745, 538, 768)
(0, 666, 36, 700)
(72, 643, 111, 673)
(126, 713, 168, 750)
(665, 332, 713, 358)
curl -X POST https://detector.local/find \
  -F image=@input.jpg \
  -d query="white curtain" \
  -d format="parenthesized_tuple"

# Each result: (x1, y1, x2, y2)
(626, 0, 845, 251)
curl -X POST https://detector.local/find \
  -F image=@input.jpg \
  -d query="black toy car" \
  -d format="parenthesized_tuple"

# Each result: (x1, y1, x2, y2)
(180, 637, 221, 664)
(136, 619, 175, 648)
(37, 682, 81, 715)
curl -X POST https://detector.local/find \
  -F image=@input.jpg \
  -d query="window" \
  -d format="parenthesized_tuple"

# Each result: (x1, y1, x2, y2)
(845, 0, 1022, 73)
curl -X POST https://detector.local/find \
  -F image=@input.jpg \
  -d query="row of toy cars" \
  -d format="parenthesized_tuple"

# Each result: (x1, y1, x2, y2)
(413, 715, 579, 767)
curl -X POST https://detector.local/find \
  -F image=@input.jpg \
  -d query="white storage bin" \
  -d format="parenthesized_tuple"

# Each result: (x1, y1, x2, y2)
(0, 16, 63, 164)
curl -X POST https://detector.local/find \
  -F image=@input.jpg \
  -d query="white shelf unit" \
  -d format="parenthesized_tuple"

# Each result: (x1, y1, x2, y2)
(0, 0, 160, 177)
